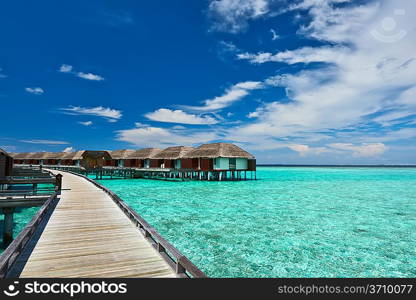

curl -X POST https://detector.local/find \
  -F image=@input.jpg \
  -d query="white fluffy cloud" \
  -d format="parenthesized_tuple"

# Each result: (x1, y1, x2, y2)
(25, 87, 44, 95)
(61, 106, 122, 122)
(288, 144, 331, 157)
(20, 139, 69, 145)
(63, 146, 75, 152)
(145, 109, 219, 125)
(78, 121, 93, 126)
(286, 142, 387, 158)
(237, 46, 348, 64)
(59, 64, 73, 73)
(231, 0, 416, 150)
(208, 0, 270, 33)
(329, 143, 387, 157)
(116, 0, 415, 163)
(59, 64, 104, 81)
(76, 72, 104, 81)
(181, 81, 263, 112)
(116, 124, 218, 148)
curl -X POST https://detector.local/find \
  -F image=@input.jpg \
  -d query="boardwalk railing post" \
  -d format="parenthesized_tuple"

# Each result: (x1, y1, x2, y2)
(55, 174, 63, 192)
(2, 207, 15, 246)
(176, 261, 186, 274)
(157, 243, 165, 253)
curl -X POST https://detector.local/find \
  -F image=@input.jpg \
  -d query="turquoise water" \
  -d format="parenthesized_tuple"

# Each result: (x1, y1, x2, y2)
(0, 207, 39, 250)
(97, 167, 416, 278)
(0, 184, 54, 252)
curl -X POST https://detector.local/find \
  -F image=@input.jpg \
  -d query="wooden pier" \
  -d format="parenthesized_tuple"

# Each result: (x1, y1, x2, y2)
(0, 169, 206, 278)
(0, 168, 62, 246)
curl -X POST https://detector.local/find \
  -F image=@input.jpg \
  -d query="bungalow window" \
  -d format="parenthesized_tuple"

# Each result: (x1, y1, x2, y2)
(229, 158, 236, 169)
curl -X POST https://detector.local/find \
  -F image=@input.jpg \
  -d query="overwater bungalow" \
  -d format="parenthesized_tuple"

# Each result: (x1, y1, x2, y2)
(105, 148, 163, 168)
(150, 146, 195, 169)
(0, 148, 13, 178)
(106, 150, 136, 167)
(126, 148, 162, 168)
(184, 143, 256, 180)
(59, 151, 77, 166)
(25, 152, 45, 165)
(12, 151, 112, 169)
(41, 152, 61, 166)
(10, 152, 30, 165)
(10, 143, 256, 181)
(69, 151, 112, 168)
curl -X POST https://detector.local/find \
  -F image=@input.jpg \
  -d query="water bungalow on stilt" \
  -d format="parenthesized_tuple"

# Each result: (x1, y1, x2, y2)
(125, 148, 162, 168)
(10, 143, 256, 181)
(72, 151, 112, 169)
(0, 149, 13, 178)
(9, 152, 30, 166)
(106, 150, 136, 167)
(185, 143, 256, 181)
(150, 146, 194, 169)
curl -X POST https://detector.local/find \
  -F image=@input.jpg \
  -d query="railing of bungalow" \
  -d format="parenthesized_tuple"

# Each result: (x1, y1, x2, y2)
(0, 191, 59, 278)
(64, 170, 207, 278)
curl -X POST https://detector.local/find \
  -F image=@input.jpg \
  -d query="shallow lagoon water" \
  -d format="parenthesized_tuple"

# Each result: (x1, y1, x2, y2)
(97, 167, 416, 277)
(2, 167, 415, 277)
(0, 207, 38, 250)
(0, 183, 54, 252)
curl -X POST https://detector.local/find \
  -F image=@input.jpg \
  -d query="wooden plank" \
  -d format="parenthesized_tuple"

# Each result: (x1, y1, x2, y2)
(0, 197, 48, 208)
(71, 170, 207, 278)
(0, 178, 56, 185)
(18, 170, 177, 278)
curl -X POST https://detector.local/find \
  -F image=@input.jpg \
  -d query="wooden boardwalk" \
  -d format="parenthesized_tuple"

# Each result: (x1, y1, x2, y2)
(18, 170, 177, 278)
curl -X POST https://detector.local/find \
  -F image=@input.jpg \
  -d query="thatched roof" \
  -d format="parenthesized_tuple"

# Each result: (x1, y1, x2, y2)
(109, 149, 136, 159)
(52, 152, 71, 159)
(0, 148, 11, 157)
(25, 152, 48, 159)
(152, 146, 194, 159)
(71, 150, 111, 160)
(10, 152, 29, 159)
(59, 152, 77, 159)
(40, 152, 61, 159)
(10, 150, 110, 160)
(126, 148, 163, 159)
(185, 143, 254, 159)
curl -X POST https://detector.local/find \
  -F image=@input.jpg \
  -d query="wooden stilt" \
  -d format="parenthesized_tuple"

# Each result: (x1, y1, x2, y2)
(2, 207, 15, 246)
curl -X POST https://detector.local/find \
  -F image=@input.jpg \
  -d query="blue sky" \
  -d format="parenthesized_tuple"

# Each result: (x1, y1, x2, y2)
(1, 0, 415, 164)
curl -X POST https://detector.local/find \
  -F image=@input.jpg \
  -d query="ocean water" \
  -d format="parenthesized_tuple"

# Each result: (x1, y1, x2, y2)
(96, 167, 416, 278)
(0, 184, 54, 252)
(1, 168, 415, 277)
(0, 207, 39, 250)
